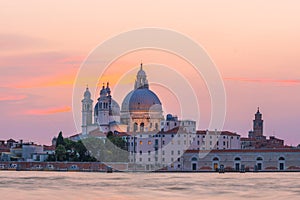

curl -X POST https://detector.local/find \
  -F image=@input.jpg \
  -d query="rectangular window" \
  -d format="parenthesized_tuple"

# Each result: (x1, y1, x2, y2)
(140, 141, 143, 145)
(178, 150, 180, 155)
(148, 151, 151, 155)
(148, 158, 151, 162)
(139, 151, 142, 155)
(162, 151, 165, 155)
(171, 150, 174, 155)
(148, 141, 152, 145)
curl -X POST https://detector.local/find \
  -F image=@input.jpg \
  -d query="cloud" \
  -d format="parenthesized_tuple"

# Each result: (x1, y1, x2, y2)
(25, 106, 71, 115)
(224, 77, 300, 85)
(0, 33, 47, 51)
(11, 73, 76, 89)
(0, 95, 27, 101)
(58, 55, 86, 65)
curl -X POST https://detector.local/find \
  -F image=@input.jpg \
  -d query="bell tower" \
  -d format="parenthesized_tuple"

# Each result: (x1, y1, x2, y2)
(253, 107, 263, 136)
(249, 107, 265, 140)
(97, 83, 111, 126)
(81, 86, 93, 135)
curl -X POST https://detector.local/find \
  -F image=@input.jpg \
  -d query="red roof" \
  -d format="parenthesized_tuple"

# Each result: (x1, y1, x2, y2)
(88, 128, 106, 137)
(43, 145, 55, 151)
(241, 137, 256, 141)
(162, 127, 189, 134)
(7, 139, 16, 143)
(69, 133, 80, 138)
(196, 130, 240, 136)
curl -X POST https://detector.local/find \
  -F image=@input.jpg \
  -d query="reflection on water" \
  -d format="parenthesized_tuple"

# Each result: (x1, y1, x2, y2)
(0, 171, 299, 200)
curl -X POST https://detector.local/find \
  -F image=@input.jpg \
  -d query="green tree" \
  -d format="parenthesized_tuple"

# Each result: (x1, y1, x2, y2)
(56, 131, 65, 147)
(55, 144, 66, 161)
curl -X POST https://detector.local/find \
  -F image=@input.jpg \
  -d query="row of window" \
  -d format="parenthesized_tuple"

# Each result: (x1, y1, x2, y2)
(136, 150, 182, 156)
(136, 157, 182, 163)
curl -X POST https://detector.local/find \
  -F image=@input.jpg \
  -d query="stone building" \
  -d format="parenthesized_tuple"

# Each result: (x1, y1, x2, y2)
(242, 108, 285, 149)
(179, 149, 300, 172)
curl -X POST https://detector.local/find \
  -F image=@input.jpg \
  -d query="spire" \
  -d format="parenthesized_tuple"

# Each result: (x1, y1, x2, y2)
(134, 63, 149, 89)
(83, 85, 91, 99)
(106, 82, 111, 95)
(100, 82, 107, 96)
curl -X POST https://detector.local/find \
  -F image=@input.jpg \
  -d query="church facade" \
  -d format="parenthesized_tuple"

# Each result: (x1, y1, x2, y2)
(81, 63, 165, 136)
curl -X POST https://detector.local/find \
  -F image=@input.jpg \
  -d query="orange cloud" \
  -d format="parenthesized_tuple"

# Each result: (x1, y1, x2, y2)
(11, 72, 76, 89)
(25, 106, 71, 115)
(0, 95, 27, 101)
(224, 77, 300, 85)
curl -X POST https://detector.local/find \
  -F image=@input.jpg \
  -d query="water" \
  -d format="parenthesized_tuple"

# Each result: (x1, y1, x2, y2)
(0, 171, 299, 200)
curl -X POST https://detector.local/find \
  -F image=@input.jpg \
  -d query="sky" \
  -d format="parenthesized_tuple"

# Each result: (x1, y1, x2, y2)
(0, 0, 300, 145)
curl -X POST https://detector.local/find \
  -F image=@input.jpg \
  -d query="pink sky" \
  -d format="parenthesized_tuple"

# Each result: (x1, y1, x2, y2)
(0, 1, 300, 145)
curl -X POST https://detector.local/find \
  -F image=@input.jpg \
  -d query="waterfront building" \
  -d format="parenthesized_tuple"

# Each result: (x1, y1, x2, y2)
(180, 148, 300, 172)
(71, 63, 296, 171)
(0, 140, 54, 162)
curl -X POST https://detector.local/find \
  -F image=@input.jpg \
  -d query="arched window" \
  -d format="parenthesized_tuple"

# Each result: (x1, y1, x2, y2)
(133, 123, 138, 132)
(140, 122, 145, 132)
(191, 157, 198, 161)
(213, 157, 219, 161)
(278, 157, 285, 170)
(234, 157, 241, 161)
(279, 157, 285, 161)
(155, 123, 158, 130)
(256, 157, 263, 161)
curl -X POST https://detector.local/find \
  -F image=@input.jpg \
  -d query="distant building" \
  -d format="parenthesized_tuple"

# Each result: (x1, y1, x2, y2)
(242, 108, 285, 149)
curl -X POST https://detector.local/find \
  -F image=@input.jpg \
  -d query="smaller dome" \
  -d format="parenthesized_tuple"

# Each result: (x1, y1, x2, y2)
(137, 68, 146, 77)
(100, 86, 107, 96)
(84, 88, 91, 99)
(137, 63, 146, 77)
(94, 99, 120, 116)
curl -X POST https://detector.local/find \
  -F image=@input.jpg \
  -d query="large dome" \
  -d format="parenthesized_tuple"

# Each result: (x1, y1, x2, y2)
(121, 88, 162, 112)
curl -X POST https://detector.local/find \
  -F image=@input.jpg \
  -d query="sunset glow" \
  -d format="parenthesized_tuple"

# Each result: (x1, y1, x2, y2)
(1, 0, 300, 145)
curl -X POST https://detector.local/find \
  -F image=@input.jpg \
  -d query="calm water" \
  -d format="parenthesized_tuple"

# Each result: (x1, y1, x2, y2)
(0, 171, 299, 200)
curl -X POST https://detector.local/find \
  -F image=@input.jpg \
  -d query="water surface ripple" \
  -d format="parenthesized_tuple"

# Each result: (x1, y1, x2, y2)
(0, 171, 299, 200)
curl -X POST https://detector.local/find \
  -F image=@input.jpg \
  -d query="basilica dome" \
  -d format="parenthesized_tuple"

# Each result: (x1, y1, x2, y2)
(121, 88, 162, 113)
